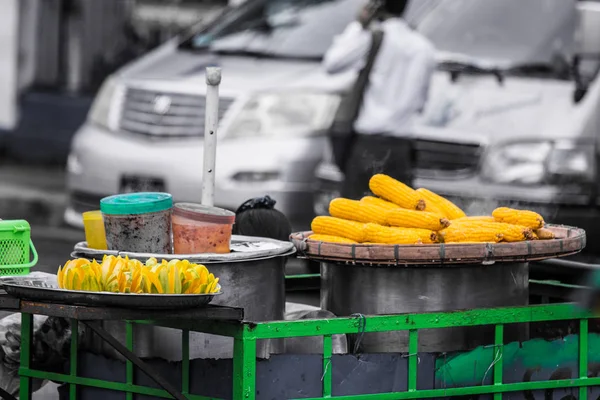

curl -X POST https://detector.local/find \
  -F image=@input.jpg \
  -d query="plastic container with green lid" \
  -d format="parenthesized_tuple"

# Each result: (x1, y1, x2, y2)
(172, 203, 235, 254)
(101, 192, 173, 254)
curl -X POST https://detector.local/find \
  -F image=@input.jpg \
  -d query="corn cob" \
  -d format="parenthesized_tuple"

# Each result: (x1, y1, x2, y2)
(415, 188, 466, 220)
(492, 207, 545, 229)
(308, 234, 358, 244)
(451, 220, 534, 242)
(439, 226, 504, 243)
(529, 232, 539, 240)
(369, 174, 426, 210)
(360, 196, 400, 211)
(423, 202, 445, 216)
(535, 228, 556, 240)
(329, 198, 388, 225)
(364, 223, 437, 244)
(311, 216, 366, 243)
(386, 208, 450, 231)
(454, 216, 496, 223)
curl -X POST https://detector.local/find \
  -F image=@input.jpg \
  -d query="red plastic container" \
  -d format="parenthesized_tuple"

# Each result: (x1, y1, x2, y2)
(172, 203, 236, 254)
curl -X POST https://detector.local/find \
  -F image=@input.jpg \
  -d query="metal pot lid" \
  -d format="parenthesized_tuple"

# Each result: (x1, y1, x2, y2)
(73, 235, 295, 264)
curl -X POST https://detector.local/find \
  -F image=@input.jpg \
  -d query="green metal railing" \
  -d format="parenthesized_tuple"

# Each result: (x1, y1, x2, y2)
(18, 303, 599, 400)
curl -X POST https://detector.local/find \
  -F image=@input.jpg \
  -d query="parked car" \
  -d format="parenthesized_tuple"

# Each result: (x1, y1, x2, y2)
(314, 1, 600, 255)
(65, 0, 439, 229)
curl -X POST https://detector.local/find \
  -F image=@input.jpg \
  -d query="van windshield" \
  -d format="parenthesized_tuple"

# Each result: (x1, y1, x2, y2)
(187, 0, 575, 66)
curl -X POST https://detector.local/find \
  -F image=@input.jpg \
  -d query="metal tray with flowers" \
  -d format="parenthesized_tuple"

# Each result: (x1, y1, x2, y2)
(0, 273, 221, 309)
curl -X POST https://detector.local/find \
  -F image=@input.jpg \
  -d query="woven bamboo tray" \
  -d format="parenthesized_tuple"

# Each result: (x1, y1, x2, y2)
(290, 224, 586, 266)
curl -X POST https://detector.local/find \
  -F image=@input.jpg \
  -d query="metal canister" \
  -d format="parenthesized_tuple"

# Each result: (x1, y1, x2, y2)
(321, 262, 529, 353)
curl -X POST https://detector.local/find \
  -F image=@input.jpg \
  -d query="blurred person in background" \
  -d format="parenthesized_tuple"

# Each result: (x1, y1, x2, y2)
(323, 0, 436, 199)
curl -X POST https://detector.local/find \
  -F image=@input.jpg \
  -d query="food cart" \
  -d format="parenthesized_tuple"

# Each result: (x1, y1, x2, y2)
(0, 67, 598, 400)
(2, 231, 597, 400)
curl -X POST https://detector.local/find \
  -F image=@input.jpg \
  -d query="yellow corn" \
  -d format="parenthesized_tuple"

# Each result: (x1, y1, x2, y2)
(386, 208, 450, 231)
(451, 220, 534, 242)
(329, 198, 388, 225)
(415, 188, 466, 220)
(308, 234, 358, 244)
(360, 196, 400, 211)
(454, 216, 496, 223)
(364, 223, 437, 245)
(529, 232, 539, 240)
(492, 207, 545, 230)
(535, 228, 556, 240)
(439, 226, 504, 243)
(311, 216, 366, 243)
(423, 202, 445, 216)
(369, 174, 425, 210)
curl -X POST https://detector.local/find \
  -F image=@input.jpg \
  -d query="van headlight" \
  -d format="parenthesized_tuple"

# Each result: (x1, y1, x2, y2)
(226, 92, 340, 138)
(481, 140, 595, 185)
(88, 76, 123, 131)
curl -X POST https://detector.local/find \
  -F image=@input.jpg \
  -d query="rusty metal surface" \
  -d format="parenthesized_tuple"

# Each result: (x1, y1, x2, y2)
(19, 301, 243, 321)
(0, 291, 20, 310)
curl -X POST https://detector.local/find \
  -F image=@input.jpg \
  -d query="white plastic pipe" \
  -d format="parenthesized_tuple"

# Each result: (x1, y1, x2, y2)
(201, 67, 222, 206)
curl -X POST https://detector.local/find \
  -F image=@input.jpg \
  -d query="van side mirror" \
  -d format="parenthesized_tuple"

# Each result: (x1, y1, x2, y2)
(571, 53, 600, 104)
(574, 86, 587, 104)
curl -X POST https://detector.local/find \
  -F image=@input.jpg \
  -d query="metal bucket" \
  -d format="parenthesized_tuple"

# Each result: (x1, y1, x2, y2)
(321, 261, 529, 353)
(77, 236, 294, 360)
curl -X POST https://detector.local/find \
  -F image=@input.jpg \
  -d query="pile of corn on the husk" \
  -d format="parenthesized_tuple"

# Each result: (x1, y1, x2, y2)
(310, 174, 554, 245)
(57, 255, 220, 294)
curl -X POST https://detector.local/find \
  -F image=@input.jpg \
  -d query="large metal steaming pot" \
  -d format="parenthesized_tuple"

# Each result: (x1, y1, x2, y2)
(321, 261, 529, 353)
(72, 236, 294, 360)
(291, 226, 585, 354)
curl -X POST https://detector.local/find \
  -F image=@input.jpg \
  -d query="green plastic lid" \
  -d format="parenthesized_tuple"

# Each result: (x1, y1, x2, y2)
(100, 193, 173, 215)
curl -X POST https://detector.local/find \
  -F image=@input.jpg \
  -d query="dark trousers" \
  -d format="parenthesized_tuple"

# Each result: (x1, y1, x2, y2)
(341, 134, 413, 200)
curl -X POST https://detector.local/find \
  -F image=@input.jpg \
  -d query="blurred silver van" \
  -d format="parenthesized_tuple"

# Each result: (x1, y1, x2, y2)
(65, 0, 600, 235)
(65, 0, 442, 228)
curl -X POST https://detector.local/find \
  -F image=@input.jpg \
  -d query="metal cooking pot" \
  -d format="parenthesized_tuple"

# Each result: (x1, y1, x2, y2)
(76, 236, 294, 360)
(321, 261, 529, 353)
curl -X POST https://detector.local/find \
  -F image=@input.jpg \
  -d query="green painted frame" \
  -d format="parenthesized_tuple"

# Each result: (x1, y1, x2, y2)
(18, 303, 599, 400)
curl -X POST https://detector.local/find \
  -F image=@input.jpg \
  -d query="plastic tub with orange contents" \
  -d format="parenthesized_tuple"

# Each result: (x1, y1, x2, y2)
(172, 203, 236, 254)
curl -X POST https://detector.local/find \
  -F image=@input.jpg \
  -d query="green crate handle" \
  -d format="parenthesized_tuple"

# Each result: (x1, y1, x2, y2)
(0, 224, 29, 233)
(25, 239, 38, 269)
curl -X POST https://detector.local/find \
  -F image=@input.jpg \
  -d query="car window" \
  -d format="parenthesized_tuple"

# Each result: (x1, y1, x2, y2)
(185, 0, 576, 67)
(189, 0, 363, 59)
(417, 0, 577, 66)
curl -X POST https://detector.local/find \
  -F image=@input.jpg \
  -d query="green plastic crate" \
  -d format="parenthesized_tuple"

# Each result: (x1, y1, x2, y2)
(0, 220, 38, 276)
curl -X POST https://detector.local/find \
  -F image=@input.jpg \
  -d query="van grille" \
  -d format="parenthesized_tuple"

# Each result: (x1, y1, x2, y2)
(414, 139, 481, 177)
(119, 88, 234, 137)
